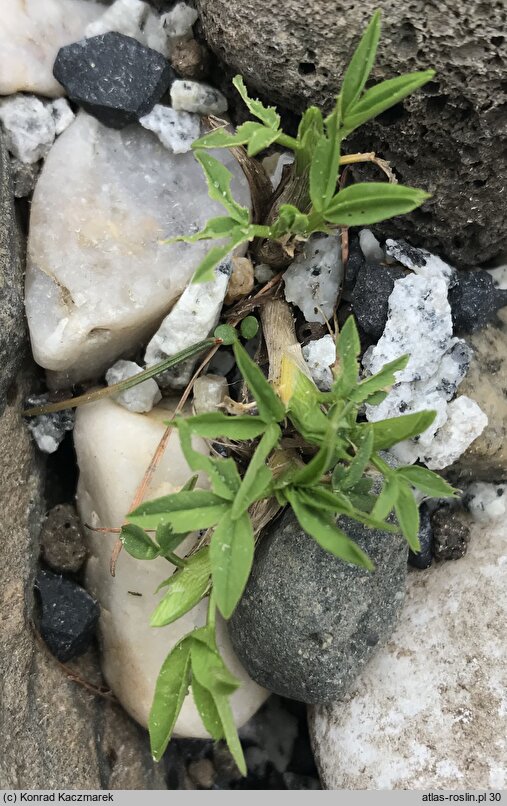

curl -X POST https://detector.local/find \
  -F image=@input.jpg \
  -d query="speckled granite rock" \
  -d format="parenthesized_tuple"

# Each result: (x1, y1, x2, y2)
(196, 0, 507, 267)
(310, 519, 507, 790)
(229, 509, 408, 703)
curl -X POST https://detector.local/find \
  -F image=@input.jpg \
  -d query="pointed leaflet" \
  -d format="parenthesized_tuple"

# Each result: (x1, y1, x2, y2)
(191, 230, 251, 284)
(296, 106, 324, 173)
(232, 75, 281, 130)
(176, 419, 241, 501)
(150, 550, 211, 627)
(193, 150, 249, 224)
(342, 70, 436, 134)
(176, 412, 267, 441)
(394, 481, 420, 551)
(192, 120, 267, 150)
(127, 490, 230, 532)
(120, 524, 160, 560)
(396, 465, 458, 498)
(191, 678, 224, 740)
(149, 637, 192, 761)
(213, 691, 247, 776)
(371, 475, 399, 520)
(325, 182, 430, 226)
(286, 488, 373, 569)
(340, 10, 381, 115)
(230, 423, 280, 519)
(349, 355, 409, 403)
(190, 638, 241, 696)
(164, 216, 239, 244)
(210, 510, 255, 619)
(334, 316, 361, 396)
(309, 94, 342, 211)
(247, 127, 281, 156)
(366, 409, 436, 450)
(296, 485, 398, 533)
(290, 422, 339, 487)
(233, 340, 286, 424)
(341, 426, 374, 489)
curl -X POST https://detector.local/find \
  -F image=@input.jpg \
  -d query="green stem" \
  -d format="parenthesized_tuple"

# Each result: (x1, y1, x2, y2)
(23, 338, 219, 417)
(164, 551, 186, 569)
(276, 133, 302, 152)
(207, 590, 217, 632)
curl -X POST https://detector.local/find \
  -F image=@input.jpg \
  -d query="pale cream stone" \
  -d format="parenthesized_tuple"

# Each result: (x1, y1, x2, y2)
(25, 112, 250, 387)
(310, 519, 507, 789)
(0, 0, 103, 98)
(75, 397, 268, 737)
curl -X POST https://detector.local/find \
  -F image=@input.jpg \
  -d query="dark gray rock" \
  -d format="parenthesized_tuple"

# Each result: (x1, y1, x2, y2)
(408, 502, 433, 569)
(53, 32, 175, 129)
(36, 568, 99, 662)
(431, 506, 471, 561)
(40, 503, 87, 574)
(350, 261, 405, 340)
(0, 134, 26, 407)
(229, 509, 407, 703)
(448, 270, 507, 334)
(196, 0, 507, 267)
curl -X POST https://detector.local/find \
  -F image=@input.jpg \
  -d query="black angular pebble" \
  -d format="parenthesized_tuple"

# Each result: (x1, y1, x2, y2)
(408, 502, 433, 569)
(350, 261, 406, 341)
(35, 568, 99, 662)
(448, 270, 507, 334)
(53, 32, 175, 129)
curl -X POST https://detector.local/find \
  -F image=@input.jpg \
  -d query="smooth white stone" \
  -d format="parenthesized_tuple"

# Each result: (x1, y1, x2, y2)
(49, 98, 75, 135)
(359, 228, 384, 262)
(85, 0, 151, 40)
(311, 519, 507, 789)
(464, 482, 506, 523)
(302, 335, 336, 391)
(75, 397, 268, 737)
(144, 264, 230, 389)
(25, 112, 250, 387)
(283, 235, 342, 324)
(139, 105, 200, 154)
(363, 273, 486, 468)
(0, 95, 55, 164)
(170, 80, 228, 115)
(105, 359, 161, 413)
(161, 2, 198, 40)
(193, 374, 228, 414)
(0, 0, 103, 97)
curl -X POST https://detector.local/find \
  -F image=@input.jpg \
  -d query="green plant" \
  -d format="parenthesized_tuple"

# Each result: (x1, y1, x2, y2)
(123, 317, 457, 772)
(167, 10, 435, 282)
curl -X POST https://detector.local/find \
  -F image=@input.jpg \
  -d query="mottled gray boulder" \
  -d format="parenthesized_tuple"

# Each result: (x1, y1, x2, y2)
(229, 509, 407, 703)
(0, 134, 26, 407)
(196, 0, 507, 267)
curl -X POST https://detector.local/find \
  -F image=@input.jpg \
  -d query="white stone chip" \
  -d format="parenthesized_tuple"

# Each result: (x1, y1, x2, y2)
(385, 238, 455, 284)
(144, 263, 231, 389)
(302, 335, 336, 391)
(49, 98, 75, 135)
(283, 235, 342, 324)
(254, 263, 276, 284)
(464, 482, 506, 523)
(487, 264, 507, 291)
(139, 105, 200, 154)
(0, 0, 103, 97)
(105, 359, 161, 413)
(162, 2, 198, 40)
(74, 397, 268, 736)
(193, 374, 229, 414)
(363, 263, 487, 469)
(170, 80, 228, 115)
(85, 0, 151, 40)
(0, 95, 55, 164)
(359, 229, 384, 262)
(262, 151, 294, 190)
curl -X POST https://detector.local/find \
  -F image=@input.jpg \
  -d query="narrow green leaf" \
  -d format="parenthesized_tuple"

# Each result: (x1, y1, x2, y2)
(128, 490, 230, 532)
(194, 150, 249, 224)
(273, 204, 311, 235)
(177, 412, 267, 441)
(309, 134, 341, 212)
(396, 465, 459, 498)
(286, 368, 329, 446)
(177, 420, 241, 501)
(334, 316, 361, 395)
(192, 121, 263, 150)
(120, 524, 160, 560)
(291, 427, 338, 487)
(150, 549, 211, 627)
(212, 692, 247, 776)
(394, 481, 420, 551)
(367, 409, 436, 450)
(286, 489, 373, 569)
(342, 70, 436, 133)
(165, 216, 240, 244)
(148, 638, 192, 761)
(341, 10, 382, 114)
(325, 182, 431, 226)
(190, 639, 241, 696)
(230, 423, 280, 518)
(350, 355, 409, 403)
(191, 678, 224, 740)
(233, 75, 281, 130)
(210, 511, 255, 618)
(192, 232, 249, 284)
(371, 475, 399, 520)
(156, 522, 188, 556)
(296, 485, 354, 515)
(233, 340, 286, 424)
(342, 427, 374, 489)
(247, 127, 280, 156)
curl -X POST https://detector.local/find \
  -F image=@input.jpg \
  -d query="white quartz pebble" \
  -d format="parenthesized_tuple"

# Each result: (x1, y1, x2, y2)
(105, 359, 161, 413)
(0, 96, 55, 164)
(170, 80, 228, 115)
(464, 481, 506, 523)
(139, 105, 200, 154)
(193, 374, 229, 413)
(283, 235, 342, 324)
(49, 98, 75, 136)
(302, 335, 336, 391)
(359, 228, 384, 262)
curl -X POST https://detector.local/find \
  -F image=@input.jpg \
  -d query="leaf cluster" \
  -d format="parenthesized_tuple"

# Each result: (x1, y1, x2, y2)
(167, 11, 435, 282)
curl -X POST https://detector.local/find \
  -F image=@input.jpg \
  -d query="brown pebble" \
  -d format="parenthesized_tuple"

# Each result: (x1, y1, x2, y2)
(40, 503, 87, 573)
(171, 39, 210, 80)
(225, 257, 254, 305)
(187, 758, 216, 789)
(431, 507, 471, 562)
